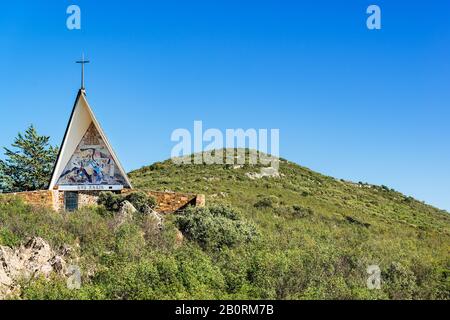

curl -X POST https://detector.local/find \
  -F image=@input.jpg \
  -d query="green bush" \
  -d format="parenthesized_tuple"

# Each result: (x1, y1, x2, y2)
(254, 195, 278, 209)
(124, 191, 156, 212)
(92, 246, 226, 299)
(0, 226, 21, 247)
(20, 275, 107, 300)
(97, 192, 123, 212)
(384, 262, 418, 299)
(114, 223, 147, 259)
(175, 205, 259, 250)
(291, 205, 314, 218)
(97, 191, 156, 213)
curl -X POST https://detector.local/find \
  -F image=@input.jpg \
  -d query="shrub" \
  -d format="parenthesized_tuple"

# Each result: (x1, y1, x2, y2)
(384, 262, 418, 299)
(175, 205, 258, 250)
(291, 205, 314, 218)
(97, 192, 123, 212)
(93, 246, 226, 299)
(97, 191, 156, 213)
(254, 196, 278, 209)
(0, 226, 21, 247)
(20, 275, 107, 300)
(124, 191, 156, 212)
(114, 223, 147, 259)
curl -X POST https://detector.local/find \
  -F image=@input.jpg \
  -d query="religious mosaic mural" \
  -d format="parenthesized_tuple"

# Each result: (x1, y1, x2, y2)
(57, 123, 128, 186)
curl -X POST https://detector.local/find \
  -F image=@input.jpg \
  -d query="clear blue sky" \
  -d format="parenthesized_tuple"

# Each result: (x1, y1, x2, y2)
(1, 1, 449, 211)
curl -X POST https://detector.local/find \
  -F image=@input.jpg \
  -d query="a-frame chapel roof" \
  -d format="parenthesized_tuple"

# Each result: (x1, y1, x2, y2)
(48, 89, 132, 190)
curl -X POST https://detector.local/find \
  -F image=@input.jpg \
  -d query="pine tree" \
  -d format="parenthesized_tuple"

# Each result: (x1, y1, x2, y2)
(0, 125, 58, 192)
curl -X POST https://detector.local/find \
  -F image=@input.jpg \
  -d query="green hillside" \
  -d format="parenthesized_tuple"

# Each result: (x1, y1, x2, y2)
(1, 149, 449, 299)
(128, 149, 450, 299)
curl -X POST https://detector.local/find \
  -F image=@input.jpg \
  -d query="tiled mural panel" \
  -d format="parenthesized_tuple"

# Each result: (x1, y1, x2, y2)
(57, 123, 127, 186)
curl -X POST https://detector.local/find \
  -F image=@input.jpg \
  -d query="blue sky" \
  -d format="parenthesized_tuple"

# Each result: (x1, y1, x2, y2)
(1, 1, 449, 211)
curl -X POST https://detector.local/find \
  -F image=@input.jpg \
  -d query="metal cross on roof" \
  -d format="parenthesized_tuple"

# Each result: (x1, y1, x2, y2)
(76, 54, 90, 90)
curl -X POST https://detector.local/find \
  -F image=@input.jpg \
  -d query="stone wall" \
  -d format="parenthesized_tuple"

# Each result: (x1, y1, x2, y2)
(0, 190, 54, 209)
(121, 190, 205, 214)
(52, 190, 100, 212)
(0, 189, 205, 214)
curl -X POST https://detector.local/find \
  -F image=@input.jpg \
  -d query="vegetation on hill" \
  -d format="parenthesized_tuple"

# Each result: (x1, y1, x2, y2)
(0, 148, 449, 299)
(129, 149, 450, 299)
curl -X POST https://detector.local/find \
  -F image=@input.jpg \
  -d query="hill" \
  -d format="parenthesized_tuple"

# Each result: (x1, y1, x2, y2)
(129, 148, 450, 299)
(0, 148, 449, 299)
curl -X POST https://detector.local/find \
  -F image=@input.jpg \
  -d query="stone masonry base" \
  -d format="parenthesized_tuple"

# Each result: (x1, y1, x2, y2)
(0, 189, 205, 214)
